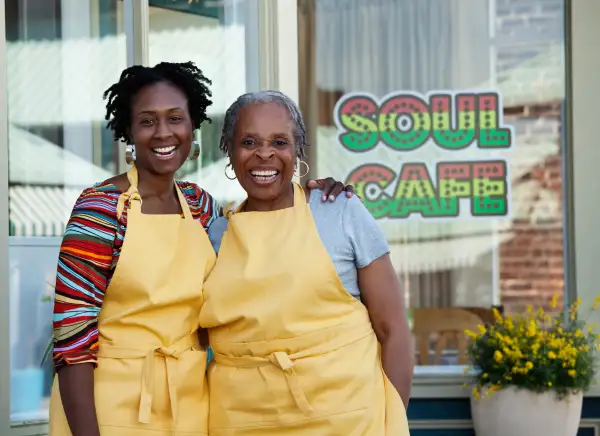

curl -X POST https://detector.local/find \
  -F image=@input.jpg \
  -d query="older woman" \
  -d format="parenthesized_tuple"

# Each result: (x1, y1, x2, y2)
(201, 91, 414, 435)
(49, 64, 352, 436)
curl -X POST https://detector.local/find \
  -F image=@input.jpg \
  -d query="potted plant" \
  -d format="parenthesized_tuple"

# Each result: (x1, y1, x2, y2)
(465, 296, 599, 436)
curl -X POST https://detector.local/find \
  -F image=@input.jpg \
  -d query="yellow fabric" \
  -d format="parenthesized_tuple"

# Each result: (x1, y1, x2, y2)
(200, 183, 410, 435)
(50, 166, 216, 435)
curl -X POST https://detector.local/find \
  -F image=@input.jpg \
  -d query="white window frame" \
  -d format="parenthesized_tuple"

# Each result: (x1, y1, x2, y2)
(570, 0, 600, 396)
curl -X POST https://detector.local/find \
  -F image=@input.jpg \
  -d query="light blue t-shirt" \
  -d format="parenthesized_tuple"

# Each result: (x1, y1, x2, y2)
(208, 189, 390, 299)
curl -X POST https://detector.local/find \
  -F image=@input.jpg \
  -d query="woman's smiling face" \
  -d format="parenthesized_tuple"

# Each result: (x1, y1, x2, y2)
(129, 81, 194, 176)
(230, 102, 297, 207)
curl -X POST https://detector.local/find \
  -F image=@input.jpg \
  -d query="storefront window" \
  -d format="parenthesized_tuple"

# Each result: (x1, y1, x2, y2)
(5, 0, 125, 423)
(148, 0, 260, 206)
(298, 0, 566, 370)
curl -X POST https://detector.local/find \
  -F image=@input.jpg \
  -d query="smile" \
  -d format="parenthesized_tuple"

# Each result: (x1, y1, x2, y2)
(152, 145, 177, 160)
(250, 169, 280, 184)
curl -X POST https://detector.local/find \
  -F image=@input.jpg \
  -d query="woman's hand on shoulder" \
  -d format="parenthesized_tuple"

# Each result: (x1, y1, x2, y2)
(305, 177, 355, 202)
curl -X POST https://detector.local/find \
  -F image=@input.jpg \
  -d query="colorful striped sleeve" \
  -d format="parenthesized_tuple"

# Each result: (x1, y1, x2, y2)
(52, 186, 120, 368)
(177, 181, 223, 230)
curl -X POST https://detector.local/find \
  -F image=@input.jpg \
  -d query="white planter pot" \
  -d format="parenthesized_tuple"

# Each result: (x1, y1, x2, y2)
(470, 386, 583, 436)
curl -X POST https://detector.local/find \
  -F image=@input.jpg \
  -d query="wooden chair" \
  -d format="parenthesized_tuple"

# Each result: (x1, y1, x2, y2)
(412, 308, 484, 365)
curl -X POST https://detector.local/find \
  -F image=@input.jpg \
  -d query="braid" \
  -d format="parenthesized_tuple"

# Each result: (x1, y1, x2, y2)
(103, 62, 212, 144)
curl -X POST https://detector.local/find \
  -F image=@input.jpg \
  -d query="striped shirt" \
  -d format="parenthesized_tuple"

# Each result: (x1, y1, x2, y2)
(52, 180, 220, 368)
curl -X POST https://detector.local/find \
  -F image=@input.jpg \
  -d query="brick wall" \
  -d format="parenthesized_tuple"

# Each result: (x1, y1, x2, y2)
(494, 0, 566, 313)
(499, 107, 565, 313)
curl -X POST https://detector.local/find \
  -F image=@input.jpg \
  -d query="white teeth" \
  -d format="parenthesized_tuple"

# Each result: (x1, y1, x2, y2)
(153, 146, 176, 153)
(251, 170, 278, 177)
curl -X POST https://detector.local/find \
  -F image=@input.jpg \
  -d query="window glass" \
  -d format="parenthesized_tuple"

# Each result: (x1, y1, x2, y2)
(298, 0, 566, 370)
(149, 0, 260, 206)
(5, 0, 125, 423)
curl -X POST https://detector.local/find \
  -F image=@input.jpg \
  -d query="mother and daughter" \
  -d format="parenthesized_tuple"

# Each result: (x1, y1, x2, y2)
(49, 61, 414, 435)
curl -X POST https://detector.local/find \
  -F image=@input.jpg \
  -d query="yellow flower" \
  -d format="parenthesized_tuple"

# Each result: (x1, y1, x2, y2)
(472, 387, 480, 399)
(568, 370, 576, 377)
(465, 329, 477, 339)
(477, 324, 487, 334)
(494, 350, 503, 362)
(526, 305, 533, 315)
(548, 382, 553, 387)
(548, 351, 557, 359)
(551, 294, 559, 309)
(527, 321, 537, 337)
(594, 294, 600, 310)
(525, 361, 534, 370)
(493, 308, 503, 324)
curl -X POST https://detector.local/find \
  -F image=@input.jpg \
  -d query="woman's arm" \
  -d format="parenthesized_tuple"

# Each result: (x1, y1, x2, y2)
(358, 255, 414, 408)
(338, 195, 413, 407)
(53, 188, 117, 435)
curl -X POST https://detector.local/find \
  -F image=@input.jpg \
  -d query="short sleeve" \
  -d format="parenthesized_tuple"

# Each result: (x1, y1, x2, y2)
(52, 187, 118, 368)
(342, 196, 390, 268)
(208, 216, 228, 254)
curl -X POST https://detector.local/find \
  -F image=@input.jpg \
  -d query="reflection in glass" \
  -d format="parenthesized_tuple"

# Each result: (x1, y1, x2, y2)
(298, 0, 566, 368)
(6, 0, 125, 422)
(148, 0, 260, 206)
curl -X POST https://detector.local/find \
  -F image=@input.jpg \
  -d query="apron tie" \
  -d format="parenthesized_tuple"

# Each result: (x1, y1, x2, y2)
(117, 164, 143, 219)
(212, 323, 375, 416)
(97, 335, 197, 428)
(269, 352, 314, 414)
(117, 190, 142, 219)
(139, 346, 181, 426)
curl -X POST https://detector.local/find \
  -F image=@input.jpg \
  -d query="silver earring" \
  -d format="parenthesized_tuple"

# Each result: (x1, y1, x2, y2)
(188, 140, 200, 161)
(224, 164, 237, 180)
(125, 144, 136, 165)
(295, 160, 310, 178)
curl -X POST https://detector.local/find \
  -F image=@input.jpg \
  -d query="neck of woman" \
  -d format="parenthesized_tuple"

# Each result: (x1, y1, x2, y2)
(136, 167, 177, 201)
(244, 183, 295, 212)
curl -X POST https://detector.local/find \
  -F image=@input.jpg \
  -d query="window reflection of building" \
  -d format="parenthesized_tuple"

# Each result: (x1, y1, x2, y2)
(298, 0, 566, 367)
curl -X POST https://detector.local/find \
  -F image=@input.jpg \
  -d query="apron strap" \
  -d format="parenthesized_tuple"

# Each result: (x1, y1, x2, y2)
(117, 165, 142, 219)
(174, 182, 193, 220)
(212, 324, 374, 416)
(116, 166, 193, 220)
(98, 334, 198, 427)
(224, 183, 305, 219)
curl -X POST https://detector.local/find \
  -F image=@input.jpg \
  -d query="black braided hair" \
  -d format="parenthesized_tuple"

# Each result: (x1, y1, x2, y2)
(103, 61, 212, 144)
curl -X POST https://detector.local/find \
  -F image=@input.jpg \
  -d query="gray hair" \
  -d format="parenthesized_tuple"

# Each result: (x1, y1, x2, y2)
(219, 90, 308, 160)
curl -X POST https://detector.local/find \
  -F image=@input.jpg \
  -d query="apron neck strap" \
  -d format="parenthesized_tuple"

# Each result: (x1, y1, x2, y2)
(117, 165, 193, 220)
(174, 183, 193, 220)
(292, 183, 307, 207)
(230, 183, 307, 216)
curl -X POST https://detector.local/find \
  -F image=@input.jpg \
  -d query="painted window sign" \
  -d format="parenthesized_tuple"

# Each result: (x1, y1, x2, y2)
(334, 91, 515, 220)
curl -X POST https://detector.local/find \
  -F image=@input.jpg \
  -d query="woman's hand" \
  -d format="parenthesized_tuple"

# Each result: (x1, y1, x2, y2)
(358, 254, 414, 408)
(305, 178, 355, 202)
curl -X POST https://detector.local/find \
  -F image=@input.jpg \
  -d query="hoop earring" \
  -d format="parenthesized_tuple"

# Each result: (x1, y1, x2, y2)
(295, 160, 310, 178)
(125, 144, 136, 165)
(188, 140, 200, 161)
(224, 164, 237, 180)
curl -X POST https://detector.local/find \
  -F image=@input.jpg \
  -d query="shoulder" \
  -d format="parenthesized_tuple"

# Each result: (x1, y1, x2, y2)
(71, 182, 121, 215)
(64, 183, 122, 244)
(307, 189, 350, 217)
(176, 181, 222, 229)
(207, 216, 229, 253)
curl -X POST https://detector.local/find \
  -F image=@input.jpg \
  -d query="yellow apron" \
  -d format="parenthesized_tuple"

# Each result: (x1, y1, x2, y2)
(49, 166, 216, 435)
(200, 183, 409, 435)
